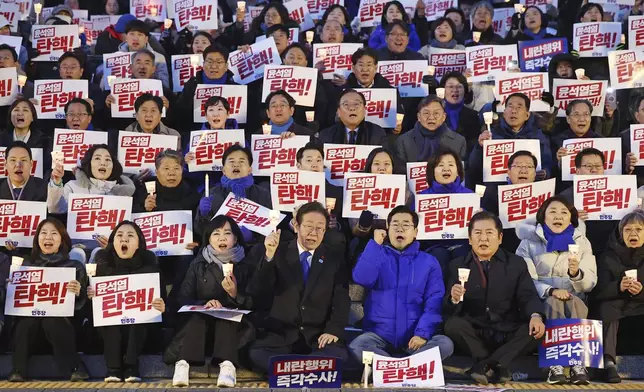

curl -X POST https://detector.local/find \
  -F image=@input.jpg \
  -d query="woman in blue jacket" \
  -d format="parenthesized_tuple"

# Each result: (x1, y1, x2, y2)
(367, 1, 422, 51)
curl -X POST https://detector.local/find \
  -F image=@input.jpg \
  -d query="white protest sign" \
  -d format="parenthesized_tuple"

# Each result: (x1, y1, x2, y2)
(118, 131, 178, 174)
(342, 172, 406, 219)
(354, 88, 397, 128)
(307, 0, 344, 19)
(0, 147, 42, 179)
(171, 54, 202, 93)
(110, 78, 165, 118)
(102, 52, 134, 90)
(250, 135, 309, 176)
(0, 67, 17, 106)
(91, 272, 162, 326)
(193, 84, 248, 124)
(0, 34, 22, 53)
(270, 170, 326, 211)
(424, 0, 457, 20)
(227, 37, 282, 84)
(262, 65, 318, 107)
(324, 143, 378, 186)
(466, 44, 518, 83)
(357, 0, 389, 27)
(188, 129, 246, 171)
(90, 14, 121, 25)
(561, 138, 622, 181)
(66, 194, 133, 240)
(373, 347, 445, 388)
(629, 15, 644, 50)
(482, 139, 542, 183)
(313, 43, 363, 79)
(498, 179, 556, 228)
(519, 0, 550, 12)
(31, 25, 79, 62)
(574, 175, 637, 220)
(608, 50, 644, 90)
(0, 2, 20, 32)
(71, 9, 88, 25)
(428, 48, 467, 83)
(215, 193, 286, 236)
(52, 129, 109, 171)
(415, 194, 479, 240)
(631, 125, 644, 166)
(34, 79, 87, 120)
(492, 7, 513, 35)
(1, 0, 32, 16)
(6, 266, 76, 317)
(131, 0, 166, 22)
(406, 162, 428, 195)
(573, 22, 621, 57)
(132, 210, 193, 257)
(494, 72, 550, 112)
(552, 79, 607, 117)
(0, 200, 46, 247)
(178, 305, 251, 323)
(284, 0, 315, 31)
(173, 0, 217, 32)
(378, 60, 428, 98)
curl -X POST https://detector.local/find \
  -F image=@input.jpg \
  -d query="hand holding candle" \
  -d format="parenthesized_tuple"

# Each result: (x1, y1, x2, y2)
(205, 174, 209, 197)
(458, 268, 470, 302)
(262, 124, 272, 135)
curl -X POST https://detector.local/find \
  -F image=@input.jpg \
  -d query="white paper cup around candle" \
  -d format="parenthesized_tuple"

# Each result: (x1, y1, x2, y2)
(150, 6, 158, 17)
(475, 184, 486, 197)
(17, 75, 27, 88)
(362, 351, 374, 364)
(262, 124, 272, 135)
(51, 150, 64, 166)
(107, 75, 116, 89)
(145, 181, 156, 195)
(575, 68, 585, 79)
(507, 59, 519, 70)
(472, 31, 481, 43)
(458, 268, 470, 302)
(305, 111, 315, 122)
(638, 198, 642, 208)
(621, 34, 626, 44)
(79, 25, 85, 35)
(306, 31, 314, 43)
(427, 65, 435, 76)
(222, 263, 234, 277)
(269, 209, 281, 229)
(435, 87, 445, 99)
(325, 197, 336, 212)
(626, 269, 638, 279)
(190, 55, 200, 68)
(164, 18, 172, 29)
(237, 1, 246, 10)
(34, 3, 42, 13)
(396, 113, 404, 125)
(483, 111, 493, 125)
(85, 263, 97, 277)
(514, 4, 525, 13)
(204, 173, 209, 197)
(568, 244, 579, 256)
(11, 256, 23, 266)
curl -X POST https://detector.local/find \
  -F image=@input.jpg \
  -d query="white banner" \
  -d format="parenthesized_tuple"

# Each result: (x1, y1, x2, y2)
(373, 347, 445, 388)
(270, 170, 326, 211)
(0, 200, 46, 248)
(188, 129, 246, 171)
(131, 0, 166, 22)
(354, 88, 397, 128)
(262, 65, 318, 107)
(561, 138, 622, 181)
(307, 0, 344, 19)
(132, 210, 193, 257)
(608, 50, 644, 90)
(284, 0, 315, 31)
(5, 266, 76, 317)
(91, 273, 162, 326)
(228, 38, 282, 85)
(173, 0, 217, 32)
(118, 131, 177, 174)
(492, 7, 513, 36)
(628, 15, 644, 50)
(498, 178, 555, 228)
(52, 129, 109, 171)
(573, 22, 621, 58)
(406, 162, 428, 195)
(0, 67, 17, 106)
(171, 54, 202, 93)
(482, 139, 542, 183)
(1, 0, 32, 15)
(573, 175, 637, 220)
(313, 43, 363, 79)
(415, 193, 479, 240)
(357, 0, 389, 27)
(494, 72, 550, 112)
(466, 44, 518, 83)
(423, 0, 457, 20)
(428, 48, 466, 83)
(90, 14, 121, 25)
(520, 0, 550, 12)
(31, 25, 79, 62)
(193, 84, 248, 124)
(0, 147, 43, 179)
(215, 193, 285, 236)
(324, 143, 378, 186)
(102, 52, 134, 91)
(178, 304, 251, 323)
(34, 79, 87, 120)
(631, 125, 644, 166)
(0, 2, 19, 32)
(66, 194, 133, 240)
(0, 34, 22, 54)
(250, 135, 309, 176)
(342, 172, 406, 219)
(71, 9, 89, 25)
(378, 60, 428, 98)
(110, 78, 165, 118)
(552, 79, 607, 117)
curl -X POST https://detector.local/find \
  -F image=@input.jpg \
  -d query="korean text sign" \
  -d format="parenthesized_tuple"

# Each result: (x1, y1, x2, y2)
(372, 347, 445, 388)
(270, 170, 326, 211)
(52, 129, 108, 171)
(215, 193, 286, 236)
(118, 131, 178, 174)
(552, 79, 607, 117)
(188, 129, 246, 172)
(171, 54, 202, 93)
(66, 194, 133, 240)
(342, 173, 405, 219)
(269, 355, 342, 388)
(573, 22, 620, 58)
(227, 38, 282, 84)
(354, 88, 397, 128)
(378, 60, 428, 98)
(193, 84, 248, 123)
(494, 72, 550, 112)
(573, 175, 637, 221)
(423, 0, 456, 21)
(312, 43, 363, 79)
(0, 147, 42, 179)
(561, 138, 622, 181)
(284, 0, 315, 31)
(132, 211, 193, 257)
(406, 162, 428, 195)
(172, 0, 217, 32)
(91, 273, 162, 326)
(539, 319, 603, 368)
(110, 78, 165, 118)
(307, 0, 344, 19)
(0, 67, 17, 106)
(518, 38, 568, 72)
(251, 135, 309, 176)
(0, 201, 46, 248)
(466, 45, 518, 83)
(629, 15, 644, 50)
(324, 143, 379, 186)
(32, 25, 79, 62)
(102, 52, 134, 90)
(608, 50, 644, 90)
(131, 0, 166, 22)
(482, 139, 542, 183)
(415, 194, 479, 240)
(262, 65, 318, 107)
(630, 125, 644, 166)
(498, 179, 556, 228)
(428, 48, 466, 83)
(34, 79, 88, 120)
(5, 266, 75, 317)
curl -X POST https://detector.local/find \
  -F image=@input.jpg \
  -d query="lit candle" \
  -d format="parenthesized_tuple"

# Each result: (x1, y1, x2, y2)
(318, 48, 327, 59)
(79, 25, 85, 35)
(262, 124, 272, 135)
(34, 2, 42, 24)
(305, 111, 314, 122)
(150, 6, 158, 17)
(164, 18, 172, 29)
(435, 88, 445, 99)
(472, 31, 481, 43)
(17, 75, 27, 93)
(237, 1, 246, 10)
(204, 174, 209, 197)
(107, 75, 116, 89)
(427, 65, 435, 76)
(306, 31, 314, 43)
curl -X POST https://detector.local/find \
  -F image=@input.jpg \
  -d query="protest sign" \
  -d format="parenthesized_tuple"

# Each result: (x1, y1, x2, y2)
(187, 129, 246, 172)
(324, 144, 378, 186)
(178, 305, 251, 323)
(492, 7, 513, 36)
(228, 38, 282, 84)
(262, 65, 318, 107)
(482, 139, 542, 183)
(34, 79, 87, 120)
(313, 43, 363, 79)
(269, 355, 342, 388)
(540, 319, 603, 368)
(110, 78, 165, 118)
(0, 2, 19, 32)
(52, 129, 109, 171)
(342, 173, 406, 219)
(466, 45, 518, 83)
(0, 201, 46, 248)
(574, 175, 637, 220)
(66, 195, 132, 240)
(270, 170, 326, 211)
(519, 0, 551, 12)
(32, 25, 79, 61)
(561, 138, 622, 181)
(0, 34, 22, 54)
(378, 60, 428, 98)
(5, 266, 75, 317)
(91, 272, 162, 326)
(70, 9, 88, 25)
(102, 52, 134, 90)
(173, 0, 217, 31)
(518, 38, 568, 72)
(354, 88, 397, 128)
(256, 28, 300, 45)
(0, 67, 16, 106)
(1, 0, 31, 15)
(428, 48, 466, 83)
(423, 0, 457, 20)
(631, 125, 644, 166)
(215, 193, 285, 236)
(242, 6, 263, 32)
(629, 15, 644, 49)
(552, 79, 607, 117)
(284, 0, 315, 31)
(573, 22, 620, 57)
(118, 131, 178, 174)
(494, 72, 550, 112)
(373, 347, 445, 388)
(608, 50, 644, 89)
(415, 194, 479, 240)
(406, 162, 428, 195)
(193, 84, 248, 123)
(171, 54, 202, 93)
(131, 0, 166, 22)
(307, 0, 344, 19)
(498, 179, 556, 228)
(357, 0, 389, 27)
(250, 135, 309, 176)
(0, 147, 42, 179)
(132, 211, 193, 257)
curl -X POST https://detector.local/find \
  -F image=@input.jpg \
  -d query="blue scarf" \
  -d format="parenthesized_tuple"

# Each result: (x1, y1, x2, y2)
(542, 224, 576, 252)
(270, 117, 294, 135)
(202, 72, 228, 85)
(221, 174, 254, 199)
(413, 122, 447, 162)
(444, 100, 464, 131)
(425, 177, 471, 194)
(524, 28, 547, 40)
(430, 38, 457, 49)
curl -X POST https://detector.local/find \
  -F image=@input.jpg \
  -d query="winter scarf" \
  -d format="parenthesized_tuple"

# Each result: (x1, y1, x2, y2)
(524, 28, 547, 40)
(202, 244, 245, 270)
(430, 38, 457, 49)
(413, 122, 447, 162)
(221, 174, 254, 199)
(426, 177, 470, 194)
(444, 100, 464, 131)
(543, 223, 576, 253)
(270, 117, 294, 134)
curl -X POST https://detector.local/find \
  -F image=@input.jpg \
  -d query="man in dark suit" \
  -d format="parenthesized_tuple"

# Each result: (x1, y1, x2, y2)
(248, 201, 350, 373)
(317, 89, 388, 147)
(0, 141, 47, 202)
(444, 211, 545, 385)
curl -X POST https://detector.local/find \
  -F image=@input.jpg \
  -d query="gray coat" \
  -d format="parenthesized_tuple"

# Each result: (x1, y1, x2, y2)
(395, 124, 467, 163)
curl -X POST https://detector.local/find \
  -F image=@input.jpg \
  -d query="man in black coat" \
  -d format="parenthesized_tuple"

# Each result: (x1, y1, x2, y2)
(247, 201, 350, 373)
(0, 141, 47, 201)
(444, 211, 545, 385)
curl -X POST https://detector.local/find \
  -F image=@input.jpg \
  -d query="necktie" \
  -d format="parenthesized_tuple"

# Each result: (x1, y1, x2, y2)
(12, 188, 21, 200)
(348, 131, 357, 144)
(300, 251, 311, 283)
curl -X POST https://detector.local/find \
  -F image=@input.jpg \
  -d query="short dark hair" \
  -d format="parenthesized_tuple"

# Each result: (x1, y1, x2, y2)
(507, 150, 537, 169)
(192, 31, 214, 48)
(80, 144, 123, 181)
(125, 19, 150, 36)
(222, 144, 253, 166)
(7, 99, 37, 130)
(365, 147, 396, 173)
(439, 71, 469, 96)
(0, 44, 17, 62)
(506, 93, 531, 111)
(385, 20, 410, 35)
(431, 17, 456, 38)
(5, 140, 31, 161)
(578, 2, 604, 21)
(297, 142, 324, 163)
(339, 88, 366, 106)
(58, 50, 85, 68)
(574, 147, 605, 168)
(64, 97, 93, 116)
(283, 43, 310, 60)
(565, 99, 593, 116)
(132, 48, 155, 63)
(387, 205, 419, 228)
(425, 148, 464, 185)
(205, 96, 230, 113)
(295, 201, 329, 226)
(203, 43, 230, 62)
(633, 95, 644, 117)
(266, 89, 296, 109)
(203, 215, 245, 248)
(418, 95, 445, 111)
(31, 218, 72, 260)
(536, 195, 579, 228)
(266, 23, 290, 38)
(134, 93, 163, 112)
(468, 210, 503, 237)
(351, 47, 378, 65)
(105, 220, 148, 254)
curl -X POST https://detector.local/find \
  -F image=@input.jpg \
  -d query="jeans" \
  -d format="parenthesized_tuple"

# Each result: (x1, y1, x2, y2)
(349, 331, 454, 362)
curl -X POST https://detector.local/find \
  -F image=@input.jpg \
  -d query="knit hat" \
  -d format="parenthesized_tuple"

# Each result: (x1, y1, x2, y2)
(52, 5, 74, 18)
(114, 14, 137, 34)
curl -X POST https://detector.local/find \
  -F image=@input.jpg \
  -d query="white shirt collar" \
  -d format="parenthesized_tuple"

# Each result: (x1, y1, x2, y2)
(13, 130, 30, 143)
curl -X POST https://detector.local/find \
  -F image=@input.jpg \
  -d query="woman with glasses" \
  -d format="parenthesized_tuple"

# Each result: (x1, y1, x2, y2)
(437, 72, 479, 154)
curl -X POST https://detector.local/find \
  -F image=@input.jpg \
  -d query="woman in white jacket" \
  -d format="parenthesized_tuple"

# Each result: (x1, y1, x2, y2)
(516, 196, 597, 386)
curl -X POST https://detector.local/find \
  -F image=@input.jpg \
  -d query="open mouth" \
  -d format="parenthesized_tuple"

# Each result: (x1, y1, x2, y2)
(518, 175, 528, 180)
(121, 244, 129, 253)
(395, 235, 404, 241)
(218, 243, 228, 250)
(43, 241, 54, 249)
(98, 168, 107, 175)
(360, 73, 370, 80)
(232, 168, 241, 175)
(479, 244, 488, 250)
(552, 222, 564, 229)
(15, 118, 25, 125)
(630, 238, 639, 245)
(15, 169, 23, 175)
(442, 173, 451, 179)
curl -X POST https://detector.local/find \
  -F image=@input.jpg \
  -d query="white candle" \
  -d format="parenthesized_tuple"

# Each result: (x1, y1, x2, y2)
(11, 256, 23, 266)
(325, 197, 336, 212)
(458, 268, 470, 302)
(262, 124, 272, 135)
(306, 31, 314, 43)
(305, 111, 315, 122)
(17, 75, 27, 94)
(34, 3, 42, 14)
(79, 25, 85, 35)
(222, 263, 234, 277)
(568, 244, 579, 256)
(145, 181, 156, 195)
(204, 174, 209, 197)
(475, 184, 486, 197)
(107, 75, 116, 89)
(237, 1, 246, 10)
(427, 65, 435, 76)
(396, 113, 404, 125)
(435, 88, 445, 99)
(85, 263, 97, 277)
(575, 68, 585, 79)
(150, 6, 158, 17)
(472, 31, 481, 43)
(164, 18, 172, 29)
(626, 269, 638, 279)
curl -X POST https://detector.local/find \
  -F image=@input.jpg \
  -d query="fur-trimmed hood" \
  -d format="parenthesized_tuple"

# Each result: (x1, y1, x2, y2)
(74, 169, 136, 197)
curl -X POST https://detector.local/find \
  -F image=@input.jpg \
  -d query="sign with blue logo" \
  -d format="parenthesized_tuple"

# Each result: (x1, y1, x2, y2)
(539, 318, 603, 368)
(518, 38, 568, 72)
(268, 355, 342, 388)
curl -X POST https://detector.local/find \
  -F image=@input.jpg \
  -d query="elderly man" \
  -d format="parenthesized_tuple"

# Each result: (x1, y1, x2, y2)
(0, 141, 47, 201)
(117, 20, 169, 88)
(466, 1, 503, 45)
(262, 90, 313, 137)
(320, 19, 344, 43)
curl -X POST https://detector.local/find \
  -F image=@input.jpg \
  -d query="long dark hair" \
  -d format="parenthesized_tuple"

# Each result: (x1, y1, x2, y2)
(380, 1, 410, 27)
(79, 144, 124, 182)
(251, 2, 294, 34)
(364, 147, 397, 174)
(425, 148, 464, 185)
(31, 218, 72, 260)
(104, 220, 148, 256)
(7, 98, 37, 131)
(202, 215, 245, 248)
(319, 4, 350, 27)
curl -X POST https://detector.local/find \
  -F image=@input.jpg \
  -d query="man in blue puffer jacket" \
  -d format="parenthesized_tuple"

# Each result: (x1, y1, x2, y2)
(349, 205, 454, 361)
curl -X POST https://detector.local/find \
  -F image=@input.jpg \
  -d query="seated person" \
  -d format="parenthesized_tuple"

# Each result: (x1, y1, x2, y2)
(124, 93, 181, 150)
(261, 90, 313, 137)
(0, 141, 47, 201)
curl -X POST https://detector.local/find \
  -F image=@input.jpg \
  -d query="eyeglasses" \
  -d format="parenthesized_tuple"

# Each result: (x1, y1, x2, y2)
(341, 101, 363, 110)
(301, 224, 326, 234)
(510, 165, 535, 170)
(390, 223, 413, 231)
(420, 111, 443, 119)
(66, 113, 89, 119)
(204, 59, 226, 67)
(581, 164, 604, 170)
(269, 103, 289, 109)
(387, 32, 408, 38)
(569, 113, 591, 119)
